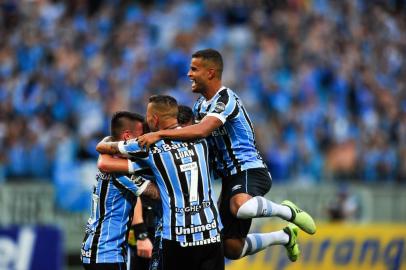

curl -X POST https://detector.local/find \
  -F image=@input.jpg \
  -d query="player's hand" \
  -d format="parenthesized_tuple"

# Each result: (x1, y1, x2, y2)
(136, 238, 153, 258)
(137, 132, 161, 149)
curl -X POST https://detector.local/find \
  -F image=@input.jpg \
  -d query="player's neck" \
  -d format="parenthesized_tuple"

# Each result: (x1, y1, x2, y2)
(203, 82, 222, 100)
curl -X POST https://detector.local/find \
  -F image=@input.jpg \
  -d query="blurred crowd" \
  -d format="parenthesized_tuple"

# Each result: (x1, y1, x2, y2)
(1, 0, 406, 184)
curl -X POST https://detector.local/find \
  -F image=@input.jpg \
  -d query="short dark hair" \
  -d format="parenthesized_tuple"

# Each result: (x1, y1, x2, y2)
(192, 48, 223, 79)
(177, 105, 194, 125)
(149, 95, 178, 107)
(111, 111, 144, 139)
(148, 95, 178, 118)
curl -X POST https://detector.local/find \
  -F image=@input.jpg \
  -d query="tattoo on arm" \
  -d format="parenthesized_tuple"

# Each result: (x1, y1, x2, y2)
(143, 183, 160, 200)
(108, 142, 120, 155)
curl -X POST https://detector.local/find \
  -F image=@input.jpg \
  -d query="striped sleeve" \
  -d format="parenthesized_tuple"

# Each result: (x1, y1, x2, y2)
(207, 89, 239, 124)
(118, 139, 149, 159)
(114, 175, 139, 198)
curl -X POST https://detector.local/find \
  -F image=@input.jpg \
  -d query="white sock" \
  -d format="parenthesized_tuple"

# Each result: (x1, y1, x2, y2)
(236, 196, 292, 220)
(240, 230, 289, 258)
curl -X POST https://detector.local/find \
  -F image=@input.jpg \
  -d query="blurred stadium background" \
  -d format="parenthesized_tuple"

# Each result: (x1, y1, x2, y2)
(0, 0, 406, 269)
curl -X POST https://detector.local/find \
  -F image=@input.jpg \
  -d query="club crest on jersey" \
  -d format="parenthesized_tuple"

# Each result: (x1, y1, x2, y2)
(213, 102, 226, 113)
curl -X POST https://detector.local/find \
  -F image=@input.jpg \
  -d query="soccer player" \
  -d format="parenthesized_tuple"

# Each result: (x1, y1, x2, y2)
(137, 49, 316, 261)
(81, 111, 146, 270)
(98, 105, 196, 270)
(97, 124, 159, 270)
(96, 95, 224, 270)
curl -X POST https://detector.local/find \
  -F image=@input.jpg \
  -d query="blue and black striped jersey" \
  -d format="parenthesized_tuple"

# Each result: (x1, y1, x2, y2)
(193, 87, 266, 176)
(81, 172, 139, 264)
(118, 135, 222, 246)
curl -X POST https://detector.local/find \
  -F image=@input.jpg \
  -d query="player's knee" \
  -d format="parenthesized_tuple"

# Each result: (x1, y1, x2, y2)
(230, 194, 252, 217)
(224, 238, 244, 260)
(224, 249, 241, 260)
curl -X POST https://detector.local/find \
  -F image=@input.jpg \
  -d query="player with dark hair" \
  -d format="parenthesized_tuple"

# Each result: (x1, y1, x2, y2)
(81, 111, 146, 270)
(137, 49, 316, 261)
(96, 95, 224, 270)
(98, 104, 196, 270)
(177, 105, 195, 126)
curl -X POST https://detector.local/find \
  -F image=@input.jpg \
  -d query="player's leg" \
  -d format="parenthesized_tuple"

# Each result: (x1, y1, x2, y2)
(221, 169, 300, 260)
(240, 224, 300, 261)
(218, 178, 250, 259)
(233, 168, 316, 235)
(222, 200, 294, 260)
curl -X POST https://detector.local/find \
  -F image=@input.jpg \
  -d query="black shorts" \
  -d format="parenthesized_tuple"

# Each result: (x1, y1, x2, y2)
(83, 263, 126, 270)
(219, 168, 272, 239)
(161, 239, 224, 270)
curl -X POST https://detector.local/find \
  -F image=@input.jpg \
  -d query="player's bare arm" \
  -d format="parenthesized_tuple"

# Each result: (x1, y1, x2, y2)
(98, 154, 161, 199)
(96, 140, 121, 155)
(137, 116, 222, 148)
(97, 154, 129, 173)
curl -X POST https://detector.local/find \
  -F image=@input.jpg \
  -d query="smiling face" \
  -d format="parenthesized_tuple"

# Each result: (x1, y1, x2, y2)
(187, 57, 211, 94)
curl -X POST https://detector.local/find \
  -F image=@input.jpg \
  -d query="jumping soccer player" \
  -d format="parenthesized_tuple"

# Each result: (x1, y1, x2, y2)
(136, 49, 316, 261)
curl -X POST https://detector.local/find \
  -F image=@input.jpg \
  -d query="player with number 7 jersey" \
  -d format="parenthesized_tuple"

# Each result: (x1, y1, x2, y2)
(119, 137, 222, 245)
(96, 95, 224, 270)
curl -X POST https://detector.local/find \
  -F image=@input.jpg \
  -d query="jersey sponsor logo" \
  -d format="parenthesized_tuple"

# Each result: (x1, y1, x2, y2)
(175, 219, 218, 236)
(151, 142, 195, 154)
(179, 234, 221, 247)
(175, 201, 211, 214)
(231, 184, 242, 192)
(213, 102, 226, 113)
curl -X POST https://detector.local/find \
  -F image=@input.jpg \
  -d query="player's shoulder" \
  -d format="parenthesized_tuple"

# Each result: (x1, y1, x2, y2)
(216, 87, 239, 106)
(222, 87, 239, 99)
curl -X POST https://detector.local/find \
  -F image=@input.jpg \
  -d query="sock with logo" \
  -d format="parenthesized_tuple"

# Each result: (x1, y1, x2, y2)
(236, 196, 292, 220)
(239, 230, 289, 258)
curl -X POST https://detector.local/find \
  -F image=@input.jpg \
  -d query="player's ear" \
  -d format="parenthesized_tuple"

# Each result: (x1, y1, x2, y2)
(153, 114, 159, 130)
(207, 68, 215, 80)
(123, 130, 132, 140)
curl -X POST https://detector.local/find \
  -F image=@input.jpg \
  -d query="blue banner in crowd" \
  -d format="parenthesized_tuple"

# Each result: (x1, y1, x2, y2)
(0, 226, 63, 270)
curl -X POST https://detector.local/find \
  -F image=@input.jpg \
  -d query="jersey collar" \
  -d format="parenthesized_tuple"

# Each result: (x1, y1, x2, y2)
(204, 86, 227, 105)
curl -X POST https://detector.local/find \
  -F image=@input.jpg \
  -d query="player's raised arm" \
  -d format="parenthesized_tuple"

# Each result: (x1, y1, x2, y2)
(137, 115, 222, 147)
(96, 138, 148, 158)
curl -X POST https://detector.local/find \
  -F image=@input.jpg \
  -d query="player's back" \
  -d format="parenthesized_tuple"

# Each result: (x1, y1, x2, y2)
(81, 171, 137, 264)
(120, 137, 222, 246)
(194, 87, 266, 176)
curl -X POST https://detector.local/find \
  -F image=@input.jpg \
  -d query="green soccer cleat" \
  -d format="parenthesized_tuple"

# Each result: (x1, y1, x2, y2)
(283, 224, 300, 262)
(281, 200, 316, 235)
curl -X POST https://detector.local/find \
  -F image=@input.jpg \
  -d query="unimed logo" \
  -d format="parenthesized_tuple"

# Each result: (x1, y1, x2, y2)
(0, 228, 36, 270)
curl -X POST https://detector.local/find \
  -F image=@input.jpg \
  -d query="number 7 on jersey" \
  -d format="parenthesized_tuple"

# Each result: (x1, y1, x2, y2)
(180, 162, 199, 203)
